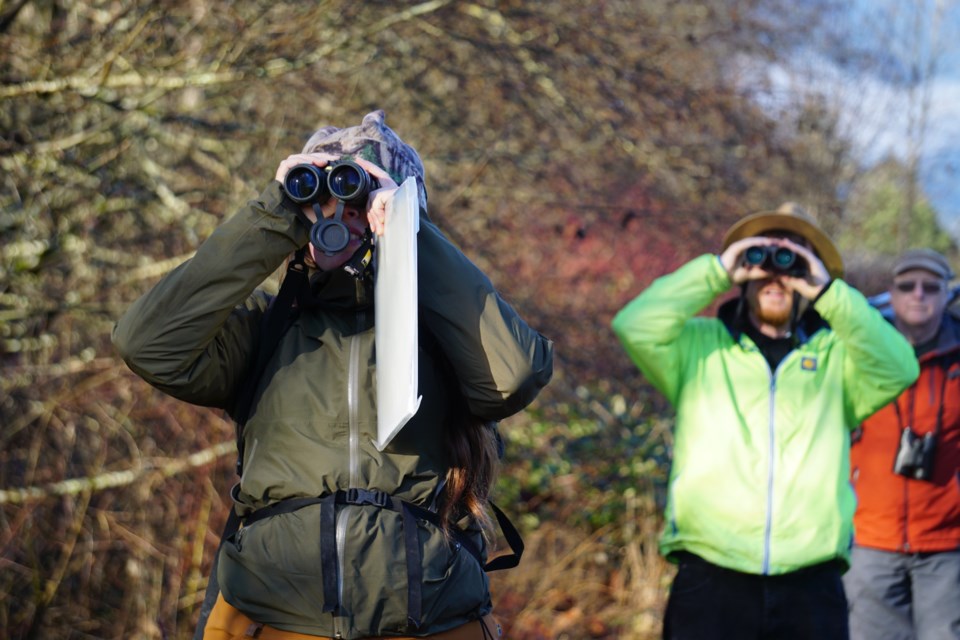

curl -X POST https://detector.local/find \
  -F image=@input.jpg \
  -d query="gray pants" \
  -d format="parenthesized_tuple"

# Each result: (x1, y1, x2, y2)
(843, 545, 960, 640)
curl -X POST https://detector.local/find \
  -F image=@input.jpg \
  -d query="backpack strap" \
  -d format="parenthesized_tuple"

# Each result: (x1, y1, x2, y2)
(238, 487, 524, 632)
(194, 252, 306, 640)
(232, 249, 307, 475)
(239, 489, 425, 630)
(483, 501, 524, 571)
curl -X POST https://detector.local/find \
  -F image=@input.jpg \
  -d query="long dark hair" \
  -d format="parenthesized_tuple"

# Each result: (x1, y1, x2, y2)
(440, 415, 501, 540)
(425, 324, 502, 540)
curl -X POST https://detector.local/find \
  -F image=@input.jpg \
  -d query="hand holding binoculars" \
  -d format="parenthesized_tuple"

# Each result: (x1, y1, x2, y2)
(742, 244, 809, 277)
(283, 161, 380, 255)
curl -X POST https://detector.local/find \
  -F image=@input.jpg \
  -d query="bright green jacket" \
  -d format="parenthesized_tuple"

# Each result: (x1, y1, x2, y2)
(612, 254, 918, 574)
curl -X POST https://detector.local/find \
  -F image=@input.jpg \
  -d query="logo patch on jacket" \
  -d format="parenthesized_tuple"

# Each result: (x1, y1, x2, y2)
(800, 356, 818, 371)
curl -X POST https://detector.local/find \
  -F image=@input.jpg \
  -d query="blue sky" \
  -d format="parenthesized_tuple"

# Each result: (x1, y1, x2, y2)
(744, 0, 960, 238)
(831, 0, 960, 236)
(841, 0, 960, 236)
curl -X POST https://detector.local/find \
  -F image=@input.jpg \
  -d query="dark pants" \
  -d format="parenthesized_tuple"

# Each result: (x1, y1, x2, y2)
(663, 552, 849, 640)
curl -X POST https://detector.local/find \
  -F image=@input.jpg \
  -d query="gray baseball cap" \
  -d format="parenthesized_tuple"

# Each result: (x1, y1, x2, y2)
(892, 248, 954, 280)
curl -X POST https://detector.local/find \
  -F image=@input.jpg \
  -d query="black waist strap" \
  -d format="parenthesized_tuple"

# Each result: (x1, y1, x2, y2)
(235, 487, 523, 632)
(237, 488, 421, 629)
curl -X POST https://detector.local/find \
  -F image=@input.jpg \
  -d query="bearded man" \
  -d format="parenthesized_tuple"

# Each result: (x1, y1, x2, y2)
(612, 203, 919, 640)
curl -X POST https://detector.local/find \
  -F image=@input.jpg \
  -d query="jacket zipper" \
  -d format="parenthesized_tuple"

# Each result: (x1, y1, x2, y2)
(900, 369, 940, 552)
(348, 332, 362, 486)
(901, 476, 910, 551)
(334, 311, 365, 636)
(762, 366, 778, 574)
(901, 385, 918, 552)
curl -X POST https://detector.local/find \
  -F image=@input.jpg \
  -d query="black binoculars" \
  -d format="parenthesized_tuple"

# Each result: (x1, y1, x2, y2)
(284, 160, 379, 206)
(283, 161, 379, 255)
(743, 245, 807, 276)
(893, 427, 936, 481)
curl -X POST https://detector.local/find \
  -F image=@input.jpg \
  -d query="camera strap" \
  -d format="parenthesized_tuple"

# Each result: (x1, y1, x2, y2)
(342, 228, 374, 279)
(290, 201, 374, 280)
(892, 361, 949, 441)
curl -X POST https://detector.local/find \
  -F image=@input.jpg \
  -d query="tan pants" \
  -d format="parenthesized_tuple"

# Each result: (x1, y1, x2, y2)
(203, 593, 503, 639)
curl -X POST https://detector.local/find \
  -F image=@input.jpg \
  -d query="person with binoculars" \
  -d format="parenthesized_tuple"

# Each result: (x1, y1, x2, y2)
(844, 248, 960, 640)
(113, 110, 554, 640)
(612, 202, 918, 639)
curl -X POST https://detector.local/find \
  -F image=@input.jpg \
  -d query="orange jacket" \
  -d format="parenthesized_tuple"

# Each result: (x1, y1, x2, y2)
(851, 314, 960, 552)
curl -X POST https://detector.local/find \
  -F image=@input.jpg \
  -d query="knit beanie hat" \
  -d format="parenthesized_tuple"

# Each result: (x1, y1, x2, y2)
(302, 110, 428, 213)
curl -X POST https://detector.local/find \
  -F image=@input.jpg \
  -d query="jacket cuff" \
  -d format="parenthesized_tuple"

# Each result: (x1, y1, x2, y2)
(257, 181, 312, 247)
(812, 278, 836, 308)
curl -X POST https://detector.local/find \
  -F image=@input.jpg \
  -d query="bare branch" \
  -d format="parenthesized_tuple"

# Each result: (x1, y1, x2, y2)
(0, 442, 235, 505)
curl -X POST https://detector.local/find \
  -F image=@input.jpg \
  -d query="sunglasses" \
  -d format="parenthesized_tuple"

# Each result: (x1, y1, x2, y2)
(893, 280, 945, 294)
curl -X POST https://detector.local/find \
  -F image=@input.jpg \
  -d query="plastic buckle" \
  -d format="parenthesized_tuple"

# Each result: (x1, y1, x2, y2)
(343, 488, 389, 507)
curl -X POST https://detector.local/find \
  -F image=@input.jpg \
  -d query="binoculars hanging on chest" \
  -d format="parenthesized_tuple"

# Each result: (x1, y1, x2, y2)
(893, 427, 937, 481)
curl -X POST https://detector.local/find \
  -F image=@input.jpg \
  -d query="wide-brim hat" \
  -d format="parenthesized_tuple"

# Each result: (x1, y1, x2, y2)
(721, 202, 844, 278)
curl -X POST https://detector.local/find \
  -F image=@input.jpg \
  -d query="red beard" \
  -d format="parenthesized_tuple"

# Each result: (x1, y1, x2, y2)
(748, 288, 794, 329)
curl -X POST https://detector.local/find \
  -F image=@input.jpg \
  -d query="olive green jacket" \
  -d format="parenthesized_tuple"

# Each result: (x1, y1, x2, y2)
(113, 183, 553, 638)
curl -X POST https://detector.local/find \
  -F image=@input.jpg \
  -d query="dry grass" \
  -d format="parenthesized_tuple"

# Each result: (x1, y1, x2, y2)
(492, 518, 673, 639)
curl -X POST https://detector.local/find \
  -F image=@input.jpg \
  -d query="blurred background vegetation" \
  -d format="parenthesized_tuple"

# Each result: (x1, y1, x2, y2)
(1, 1, 957, 638)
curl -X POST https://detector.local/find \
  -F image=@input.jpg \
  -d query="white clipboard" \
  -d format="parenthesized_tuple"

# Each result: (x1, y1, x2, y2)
(373, 177, 422, 450)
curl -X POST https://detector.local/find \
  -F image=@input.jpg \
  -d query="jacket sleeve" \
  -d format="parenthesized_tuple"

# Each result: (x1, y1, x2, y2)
(416, 216, 553, 420)
(611, 254, 732, 404)
(111, 182, 309, 409)
(812, 279, 919, 423)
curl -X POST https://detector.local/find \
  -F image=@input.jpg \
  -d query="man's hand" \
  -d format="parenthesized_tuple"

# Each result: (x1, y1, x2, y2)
(720, 236, 831, 299)
(777, 238, 830, 300)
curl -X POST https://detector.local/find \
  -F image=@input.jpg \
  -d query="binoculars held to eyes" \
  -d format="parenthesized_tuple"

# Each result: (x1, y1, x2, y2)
(283, 161, 380, 255)
(743, 245, 808, 276)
